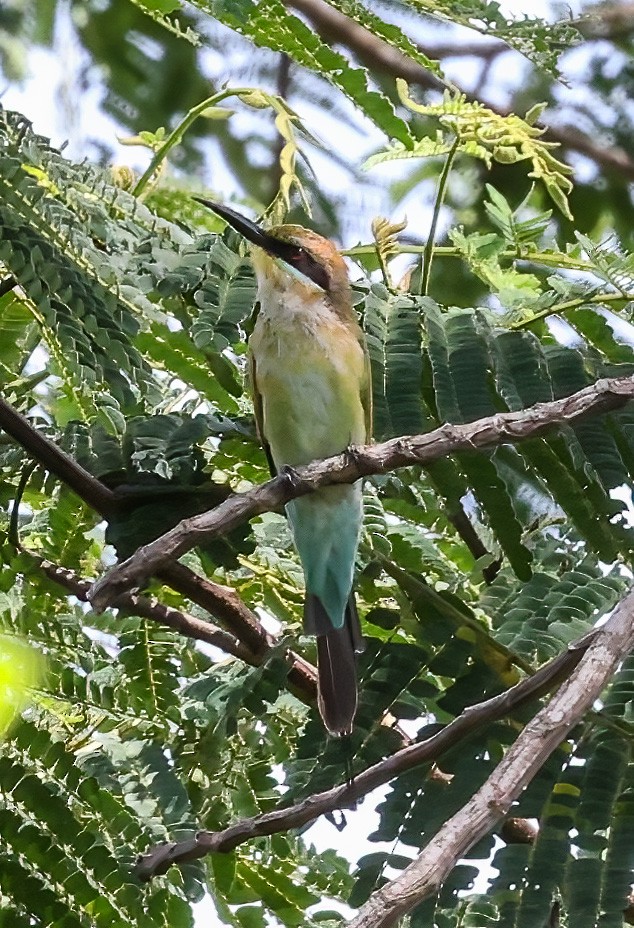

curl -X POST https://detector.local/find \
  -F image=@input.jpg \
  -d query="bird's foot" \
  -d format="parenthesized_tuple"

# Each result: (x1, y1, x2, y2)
(344, 443, 370, 473)
(280, 464, 302, 489)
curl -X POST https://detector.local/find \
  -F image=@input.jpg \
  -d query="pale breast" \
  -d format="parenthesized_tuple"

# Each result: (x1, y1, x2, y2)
(250, 287, 367, 468)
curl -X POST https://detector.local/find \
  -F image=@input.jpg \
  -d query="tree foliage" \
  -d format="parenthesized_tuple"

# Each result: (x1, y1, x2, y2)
(0, 1, 633, 926)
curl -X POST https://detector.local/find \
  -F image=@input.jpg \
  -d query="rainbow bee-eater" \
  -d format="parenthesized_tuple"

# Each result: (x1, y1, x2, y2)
(196, 198, 371, 735)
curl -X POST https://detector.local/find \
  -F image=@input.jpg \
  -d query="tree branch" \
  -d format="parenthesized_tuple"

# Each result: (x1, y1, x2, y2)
(445, 503, 502, 583)
(27, 553, 255, 662)
(286, 0, 441, 92)
(89, 374, 634, 610)
(134, 622, 600, 880)
(160, 561, 273, 657)
(157, 562, 318, 697)
(0, 397, 116, 517)
(26, 551, 318, 699)
(348, 586, 634, 928)
(541, 122, 634, 181)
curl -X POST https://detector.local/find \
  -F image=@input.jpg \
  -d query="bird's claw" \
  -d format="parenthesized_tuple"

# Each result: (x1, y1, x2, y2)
(280, 464, 302, 489)
(344, 443, 366, 468)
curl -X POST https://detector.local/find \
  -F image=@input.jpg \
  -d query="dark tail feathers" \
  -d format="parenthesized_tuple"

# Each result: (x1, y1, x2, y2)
(306, 593, 365, 736)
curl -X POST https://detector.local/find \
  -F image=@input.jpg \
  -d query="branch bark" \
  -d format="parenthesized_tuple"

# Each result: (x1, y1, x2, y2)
(23, 552, 319, 699)
(89, 374, 634, 610)
(348, 586, 634, 928)
(134, 623, 600, 880)
(0, 397, 116, 516)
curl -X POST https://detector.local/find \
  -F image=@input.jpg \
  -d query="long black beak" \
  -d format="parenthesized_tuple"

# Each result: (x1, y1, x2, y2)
(195, 196, 331, 292)
(193, 197, 278, 252)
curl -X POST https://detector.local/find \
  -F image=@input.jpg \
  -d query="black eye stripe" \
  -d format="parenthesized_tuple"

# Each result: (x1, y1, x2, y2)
(299, 255, 329, 290)
(274, 243, 329, 290)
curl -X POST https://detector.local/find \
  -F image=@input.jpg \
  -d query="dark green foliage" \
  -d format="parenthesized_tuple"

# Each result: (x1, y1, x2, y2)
(67, 416, 256, 564)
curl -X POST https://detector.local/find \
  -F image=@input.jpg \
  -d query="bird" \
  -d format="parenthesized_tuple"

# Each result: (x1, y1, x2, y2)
(195, 197, 371, 735)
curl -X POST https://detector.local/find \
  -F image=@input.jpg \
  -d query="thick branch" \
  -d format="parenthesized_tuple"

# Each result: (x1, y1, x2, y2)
(135, 624, 598, 879)
(90, 375, 634, 610)
(0, 398, 266, 638)
(348, 587, 634, 928)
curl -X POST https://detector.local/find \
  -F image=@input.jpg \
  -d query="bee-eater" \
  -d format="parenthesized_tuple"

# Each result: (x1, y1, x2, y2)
(195, 198, 371, 735)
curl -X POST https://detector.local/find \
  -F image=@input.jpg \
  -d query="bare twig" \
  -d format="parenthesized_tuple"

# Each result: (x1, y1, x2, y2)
(445, 503, 502, 583)
(348, 587, 634, 928)
(134, 623, 599, 880)
(89, 375, 634, 610)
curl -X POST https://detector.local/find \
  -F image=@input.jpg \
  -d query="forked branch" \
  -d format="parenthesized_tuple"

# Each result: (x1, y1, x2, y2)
(0, 395, 318, 698)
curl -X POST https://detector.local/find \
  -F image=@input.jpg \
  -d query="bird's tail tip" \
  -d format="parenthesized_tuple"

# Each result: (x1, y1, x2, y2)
(307, 594, 364, 736)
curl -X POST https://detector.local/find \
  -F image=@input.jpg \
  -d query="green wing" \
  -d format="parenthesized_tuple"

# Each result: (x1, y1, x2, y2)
(249, 352, 277, 476)
(360, 334, 373, 442)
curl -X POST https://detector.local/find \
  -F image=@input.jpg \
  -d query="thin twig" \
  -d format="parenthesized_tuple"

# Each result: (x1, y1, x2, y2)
(512, 290, 634, 329)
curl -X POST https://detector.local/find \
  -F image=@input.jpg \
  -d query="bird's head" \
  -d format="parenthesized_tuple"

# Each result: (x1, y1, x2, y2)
(194, 198, 352, 311)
